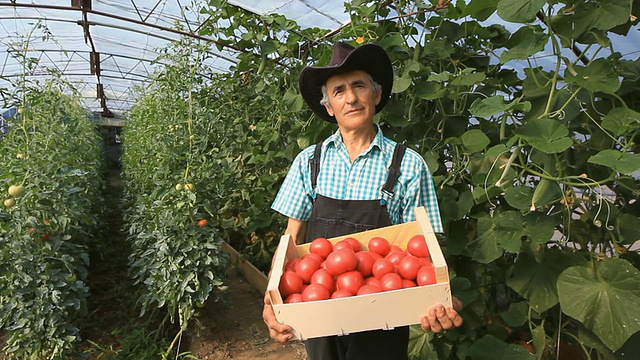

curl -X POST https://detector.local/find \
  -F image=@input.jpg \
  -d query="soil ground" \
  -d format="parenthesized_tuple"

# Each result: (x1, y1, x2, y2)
(183, 272, 307, 360)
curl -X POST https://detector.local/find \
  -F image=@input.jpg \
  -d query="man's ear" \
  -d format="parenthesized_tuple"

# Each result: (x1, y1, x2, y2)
(324, 102, 335, 117)
(374, 87, 382, 106)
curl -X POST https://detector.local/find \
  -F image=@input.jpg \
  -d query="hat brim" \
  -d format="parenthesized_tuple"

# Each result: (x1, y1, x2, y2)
(299, 44, 393, 123)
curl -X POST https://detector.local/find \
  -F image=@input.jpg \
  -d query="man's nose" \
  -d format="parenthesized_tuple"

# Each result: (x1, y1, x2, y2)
(345, 87, 357, 104)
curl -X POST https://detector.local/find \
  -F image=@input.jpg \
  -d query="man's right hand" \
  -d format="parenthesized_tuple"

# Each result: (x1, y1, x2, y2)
(262, 293, 294, 342)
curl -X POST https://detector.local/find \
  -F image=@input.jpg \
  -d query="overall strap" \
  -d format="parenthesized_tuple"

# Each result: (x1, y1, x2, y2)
(310, 142, 323, 191)
(381, 143, 407, 199)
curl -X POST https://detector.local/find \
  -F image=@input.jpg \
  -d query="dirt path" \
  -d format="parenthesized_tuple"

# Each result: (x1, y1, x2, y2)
(184, 271, 307, 360)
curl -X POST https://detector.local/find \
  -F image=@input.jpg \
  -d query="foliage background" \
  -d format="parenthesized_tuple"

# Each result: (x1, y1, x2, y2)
(182, 0, 639, 358)
(3, 0, 627, 358)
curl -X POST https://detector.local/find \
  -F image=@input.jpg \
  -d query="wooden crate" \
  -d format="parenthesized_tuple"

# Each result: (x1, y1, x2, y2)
(266, 207, 452, 340)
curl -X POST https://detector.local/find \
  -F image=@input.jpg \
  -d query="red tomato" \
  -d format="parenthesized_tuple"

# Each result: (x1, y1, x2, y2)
(416, 265, 437, 286)
(397, 255, 422, 280)
(372, 258, 395, 279)
(368, 251, 383, 260)
(368, 237, 391, 256)
(335, 270, 365, 295)
(285, 258, 300, 272)
(365, 277, 381, 287)
(310, 268, 335, 292)
(330, 289, 353, 299)
(379, 272, 403, 291)
(295, 257, 320, 283)
(418, 257, 433, 267)
(388, 245, 403, 254)
(302, 283, 331, 302)
(386, 251, 407, 266)
(344, 237, 363, 252)
(407, 234, 430, 258)
(333, 240, 353, 252)
(357, 284, 381, 295)
(355, 251, 375, 277)
(303, 253, 324, 265)
(324, 249, 358, 276)
(402, 279, 417, 288)
(284, 293, 303, 303)
(309, 237, 333, 259)
(279, 270, 303, 298)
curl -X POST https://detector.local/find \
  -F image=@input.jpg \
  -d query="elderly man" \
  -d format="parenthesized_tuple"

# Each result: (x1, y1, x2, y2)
(263, 42, 462, 360)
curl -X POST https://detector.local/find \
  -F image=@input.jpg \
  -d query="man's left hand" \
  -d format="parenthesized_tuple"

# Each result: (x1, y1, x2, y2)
(420, 297, 463, 333)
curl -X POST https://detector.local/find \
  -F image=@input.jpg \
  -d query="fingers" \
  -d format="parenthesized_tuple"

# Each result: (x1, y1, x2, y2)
(420, 304, 463, 333)
(262, 294, 294, 343)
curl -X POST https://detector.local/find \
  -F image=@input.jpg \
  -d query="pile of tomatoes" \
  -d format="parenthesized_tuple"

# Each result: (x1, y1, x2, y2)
(279, 235, 437, 303)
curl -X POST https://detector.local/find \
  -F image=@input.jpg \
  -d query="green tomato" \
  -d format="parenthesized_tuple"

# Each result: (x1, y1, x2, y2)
(8, 185, 25, 197)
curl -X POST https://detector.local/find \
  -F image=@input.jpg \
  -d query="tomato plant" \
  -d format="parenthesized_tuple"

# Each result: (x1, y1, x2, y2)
(0, 67, 104, 358)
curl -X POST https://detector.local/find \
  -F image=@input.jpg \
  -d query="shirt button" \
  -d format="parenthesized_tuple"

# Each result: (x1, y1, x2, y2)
(349, 182, 354, 187)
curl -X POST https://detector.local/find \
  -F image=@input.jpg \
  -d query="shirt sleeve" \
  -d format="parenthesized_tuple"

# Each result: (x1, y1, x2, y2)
(271, 147, 314, 221)
(401, 151, 444, 233)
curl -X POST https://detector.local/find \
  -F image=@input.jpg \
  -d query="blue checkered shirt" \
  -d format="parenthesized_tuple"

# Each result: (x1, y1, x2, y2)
(272, 125, 443, 232)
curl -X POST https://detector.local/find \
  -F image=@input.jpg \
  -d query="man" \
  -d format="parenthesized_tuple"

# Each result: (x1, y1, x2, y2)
(263, 42, 462, 360)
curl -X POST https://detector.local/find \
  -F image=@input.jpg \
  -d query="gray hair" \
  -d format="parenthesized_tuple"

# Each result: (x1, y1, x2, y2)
(320, 76, 382, 106)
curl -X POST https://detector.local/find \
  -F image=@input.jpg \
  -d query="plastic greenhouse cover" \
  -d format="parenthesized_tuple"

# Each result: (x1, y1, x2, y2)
(0, 1, 638, 120)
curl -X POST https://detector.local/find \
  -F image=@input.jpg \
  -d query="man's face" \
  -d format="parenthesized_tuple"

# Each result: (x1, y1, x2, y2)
(323, 70, 381, 129)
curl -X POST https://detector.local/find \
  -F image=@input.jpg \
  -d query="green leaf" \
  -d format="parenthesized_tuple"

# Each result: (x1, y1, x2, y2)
(408, 326, 437, 360)
(466, 335, 507, 359)
(618, 213, 640, 245)
(558, 258, 640, 351)
(393, 75, 413, 93)
(601, 107, 640, 135)
(501, 301, 528, 327)
(460, 129, 491, 154)
(469, 96, 508, 117)
(500, 26, 548, 63)
(504, 186, 533, 210)
(497, 0, 546, 23)
(450, 70, 486, 87)
(469, 216, 504, 263)
(588, 150, 640, 174)
(591, 0, 634, 31)
(508, 251, 585, 313)
(470, 96, 532, 118)
(523, 212, 556, 245)
(414, 81, 446, 100)
(514, 118, 573, 154)
(564, 58, 621, 94)
(463, 0, 499, 21)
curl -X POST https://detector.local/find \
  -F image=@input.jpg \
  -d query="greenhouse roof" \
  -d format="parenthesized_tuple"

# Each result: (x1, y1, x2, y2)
(1, 1, 639, 123)
(0, 0, 350, 121)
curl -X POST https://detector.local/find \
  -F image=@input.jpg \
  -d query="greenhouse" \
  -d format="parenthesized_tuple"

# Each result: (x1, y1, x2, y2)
(1, 1, 639, 359)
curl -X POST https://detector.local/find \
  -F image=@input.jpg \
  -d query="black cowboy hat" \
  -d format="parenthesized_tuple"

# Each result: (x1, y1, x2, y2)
(299, 42, 393, 123)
